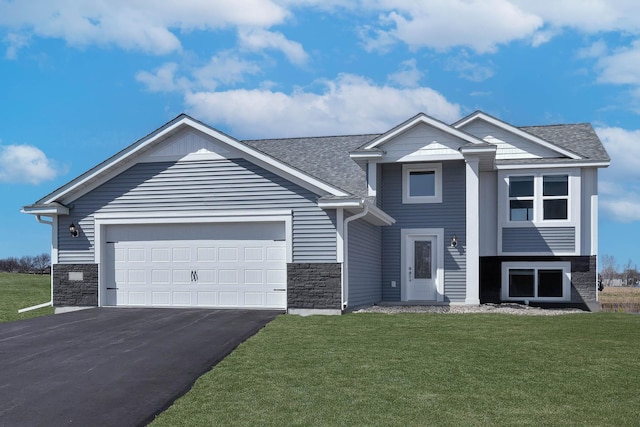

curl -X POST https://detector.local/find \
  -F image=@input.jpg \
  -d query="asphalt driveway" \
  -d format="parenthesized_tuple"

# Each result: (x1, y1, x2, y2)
(0, 308, 281, 426)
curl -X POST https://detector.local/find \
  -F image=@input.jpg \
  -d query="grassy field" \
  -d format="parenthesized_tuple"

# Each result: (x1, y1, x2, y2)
(0, 272, 54, 323)
(152, 312, 640, 426)
(600, 286, 640, 313)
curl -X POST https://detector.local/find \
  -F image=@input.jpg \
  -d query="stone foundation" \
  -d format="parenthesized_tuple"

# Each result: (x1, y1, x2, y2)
(52, 264, 99, 307)
(287, 263, 342, 310)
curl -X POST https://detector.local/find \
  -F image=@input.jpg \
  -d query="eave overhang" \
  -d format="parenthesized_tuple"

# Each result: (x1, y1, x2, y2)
(21, 202, 69, 216)
(318, 198, 395, 226)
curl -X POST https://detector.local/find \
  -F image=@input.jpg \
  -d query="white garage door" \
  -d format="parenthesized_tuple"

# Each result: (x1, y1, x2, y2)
(103, 223, 287, 309)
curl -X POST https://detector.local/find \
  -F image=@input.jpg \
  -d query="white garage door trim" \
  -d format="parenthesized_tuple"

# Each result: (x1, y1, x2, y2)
(95, 210, 292, 308)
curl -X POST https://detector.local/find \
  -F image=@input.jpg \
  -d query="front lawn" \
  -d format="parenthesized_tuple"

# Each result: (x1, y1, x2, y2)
(0, 273, 54, 323)
(152, 312, 640, 426)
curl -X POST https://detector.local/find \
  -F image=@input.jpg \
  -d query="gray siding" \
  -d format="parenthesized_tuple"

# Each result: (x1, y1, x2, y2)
(58, 158, 336, 263)
(380, 161, 466, 302)
(348, 218, 382, 308)
(502, 227, 576, 253)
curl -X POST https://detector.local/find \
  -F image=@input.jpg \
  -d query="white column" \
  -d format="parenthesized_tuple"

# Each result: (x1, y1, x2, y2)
(465, 156, 480, 305)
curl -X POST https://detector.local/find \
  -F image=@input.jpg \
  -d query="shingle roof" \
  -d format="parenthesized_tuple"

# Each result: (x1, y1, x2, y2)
(243, 122, 609, 198)
(244, 134, 379, 198)
(520, 123, 610, 162)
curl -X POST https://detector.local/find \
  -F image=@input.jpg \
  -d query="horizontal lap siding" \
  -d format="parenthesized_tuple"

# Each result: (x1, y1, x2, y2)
(381, 161, 466, 302)
(348, 219, 382, 307)
(502, 227, 576, 253)
(58, 159, 336, 263)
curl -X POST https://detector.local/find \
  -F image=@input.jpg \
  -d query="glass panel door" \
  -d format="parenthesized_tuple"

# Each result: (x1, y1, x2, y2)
(414, 240, 432, 279)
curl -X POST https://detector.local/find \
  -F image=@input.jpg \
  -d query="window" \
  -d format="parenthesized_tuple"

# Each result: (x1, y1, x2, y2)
(402, 163, 442, 204)
(543, 175, 568, 220)
(509, 176, 534, 221)
(507, 174, 570, 222)
(502, 262, 570, 301)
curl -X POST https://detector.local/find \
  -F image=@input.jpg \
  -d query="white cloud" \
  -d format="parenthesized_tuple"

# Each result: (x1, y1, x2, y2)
(0, 144, 62, 184)
(136, 54, 262, 93)
(184, 74, 461, 138)
(360, 0, 542, 54)
(0, 0, 289, 55)
(238, 28, 308, 65)
(596, 41, 640, 85)
(193, 53, 262, 89)
(135, 62, 191, 93)
(595, 126, 640, 222)
(387, 59, 423, 87)
(446, 53, 495, 82)
(576, 40, 607, 59)
(4, 32, 29, 59)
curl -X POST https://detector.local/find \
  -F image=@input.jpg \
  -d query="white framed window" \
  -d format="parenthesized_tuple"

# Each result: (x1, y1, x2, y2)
(506, 173, 571, 223)
(402, 163, 442, 204)
(542, 175, 568, 220)
(501, 261, 571, 302)
(509, 175, 534, 221)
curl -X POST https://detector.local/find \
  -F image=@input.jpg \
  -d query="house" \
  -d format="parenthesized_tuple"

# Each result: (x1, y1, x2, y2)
(22, 111, 610, 314)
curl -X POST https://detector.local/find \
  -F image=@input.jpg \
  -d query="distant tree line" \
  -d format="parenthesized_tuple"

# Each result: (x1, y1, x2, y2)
(0, 253, 51, 274)
(600, 255, 639, 287)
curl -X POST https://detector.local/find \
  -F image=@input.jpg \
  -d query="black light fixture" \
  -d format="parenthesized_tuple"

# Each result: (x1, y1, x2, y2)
(69, 223, 79, 238)
(450, 234, 458, 248)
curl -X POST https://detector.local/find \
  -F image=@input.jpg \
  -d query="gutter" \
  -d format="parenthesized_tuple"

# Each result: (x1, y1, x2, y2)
(18, 215, 54, 314)
(341, 204, 369, 310)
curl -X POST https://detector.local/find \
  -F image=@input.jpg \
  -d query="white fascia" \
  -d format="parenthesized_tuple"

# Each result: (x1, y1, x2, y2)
(42, 116, 348, 205)
(362, 114, 484, 150)
(349, 151, 384, 160)
(454, 112, 582, 160)
(318, 199, 395, 226)
(496, 161, 610, 170)
(21, 204, 69, 216)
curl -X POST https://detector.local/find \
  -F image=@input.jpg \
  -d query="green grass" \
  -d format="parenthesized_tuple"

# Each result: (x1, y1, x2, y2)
(152, 313, 640, 426)
(0, 272, 54, 323)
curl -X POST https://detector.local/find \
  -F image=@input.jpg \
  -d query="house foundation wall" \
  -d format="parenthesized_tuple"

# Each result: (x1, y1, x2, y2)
(480, 255, 597, 310)
(52, 264, 99, 307)
(287, 263, 342, 311)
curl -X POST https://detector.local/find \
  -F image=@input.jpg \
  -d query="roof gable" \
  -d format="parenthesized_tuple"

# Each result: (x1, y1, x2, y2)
(454, 111, 582, 160)
(360, 113, 485, 150)
(37, 115, 349, 205)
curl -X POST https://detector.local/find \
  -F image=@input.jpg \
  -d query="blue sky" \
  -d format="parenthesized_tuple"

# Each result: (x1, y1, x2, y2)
(0, 1, 638, 270)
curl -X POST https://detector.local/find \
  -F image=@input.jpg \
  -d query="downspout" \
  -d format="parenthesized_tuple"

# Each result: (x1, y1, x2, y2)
(18, 215, 54, 313)
(342, 203, 369, 310)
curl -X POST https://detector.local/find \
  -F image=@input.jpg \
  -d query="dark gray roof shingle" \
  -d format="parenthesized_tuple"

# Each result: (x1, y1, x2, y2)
(243, 134, 379, 198)
(520, 123, 610, 162)
(243, 122, 609, 198)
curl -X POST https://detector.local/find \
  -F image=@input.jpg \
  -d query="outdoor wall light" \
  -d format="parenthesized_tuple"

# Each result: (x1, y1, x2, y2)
(450, 234, 458, 248)
(69, 223, 79, 238)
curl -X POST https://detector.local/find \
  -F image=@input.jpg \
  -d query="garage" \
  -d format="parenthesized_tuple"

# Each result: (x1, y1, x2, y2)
(102, 222, 287, 309)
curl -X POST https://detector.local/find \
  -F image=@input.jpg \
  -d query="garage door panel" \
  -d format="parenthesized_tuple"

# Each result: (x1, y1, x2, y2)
(197, 291, 216, 306)
(152, 248, 170, 262)
(152, 292, 171, 305)
(218, 270, 238, 285)
(244, 292, 264, 306)
(266, 246, 286, 261)
(172, 247, 191, 262)
(197, 247, 216, 262)
(197, 269, 216, 284)
(219, 292, 238, 306)
(245, 270, 264, 285)
(106, 231, 287, 309)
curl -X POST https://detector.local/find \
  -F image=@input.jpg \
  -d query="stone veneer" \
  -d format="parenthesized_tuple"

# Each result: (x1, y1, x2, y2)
(52, 264, 98, 306)
(479, 255, 598, 310)
(287, 263, 342, 310)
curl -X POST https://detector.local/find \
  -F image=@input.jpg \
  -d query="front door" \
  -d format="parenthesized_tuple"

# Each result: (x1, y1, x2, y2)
(406, 235, 437, 301)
